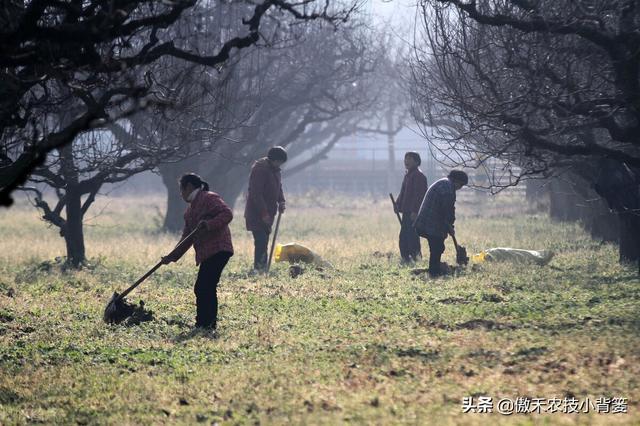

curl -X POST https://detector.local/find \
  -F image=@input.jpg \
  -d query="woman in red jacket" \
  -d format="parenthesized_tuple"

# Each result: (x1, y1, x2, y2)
(162, 173, 234, 332)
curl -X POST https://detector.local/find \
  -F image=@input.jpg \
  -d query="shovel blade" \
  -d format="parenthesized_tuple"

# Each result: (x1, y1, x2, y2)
(103, 292, 137, 324)
(103, 292, 120, 323)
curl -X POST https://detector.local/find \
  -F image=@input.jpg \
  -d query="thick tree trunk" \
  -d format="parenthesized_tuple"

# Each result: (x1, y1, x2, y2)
(59, 144, 86, 266)
(525, 179, 545, 202)
(619, 212, 640, 265)
(592, 159, 640, 270)
(546, 166, 639, 272)
(159, 162, 186, 233)
(63, 188, 86, 267)
(584, 205, 619, 243)
(205, 164, 249, 210)
(548, 178, 581, 222)
(525, 179, 548, 212)
(548, 174, 620, 243)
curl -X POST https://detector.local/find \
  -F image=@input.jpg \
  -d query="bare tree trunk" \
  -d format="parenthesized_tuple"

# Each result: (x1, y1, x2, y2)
(619, 212, 640, 265)
(59, 145, 86, 266)
(592, 160, 640, 270)
(206, 165, 248, 209)
(525, 179, 546, 202)
(63, 188, 86, 267)
(548, 178, 580, 222)
(545, 168, 637, 270)
(159, 162, 185, 233)
(548, 174, 621, 242)
(583, 203, 619, 243)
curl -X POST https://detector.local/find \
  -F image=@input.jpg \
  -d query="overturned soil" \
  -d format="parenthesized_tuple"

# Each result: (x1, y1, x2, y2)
(105, 297, 154, 326)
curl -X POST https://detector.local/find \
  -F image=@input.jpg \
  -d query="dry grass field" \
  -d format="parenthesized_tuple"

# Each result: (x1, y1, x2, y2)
(0, 191, 639, 424)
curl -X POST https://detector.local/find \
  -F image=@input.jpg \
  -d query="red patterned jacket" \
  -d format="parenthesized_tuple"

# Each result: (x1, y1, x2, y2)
(174, 190, 234, 265)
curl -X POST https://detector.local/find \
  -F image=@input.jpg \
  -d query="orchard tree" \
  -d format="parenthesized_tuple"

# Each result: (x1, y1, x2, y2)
(157, 18, 387, 231)
(0, 0, 359, 206)
(12, 0, 360, 265)
(23, 67, 229, 267)
(411, 0, 640, 266)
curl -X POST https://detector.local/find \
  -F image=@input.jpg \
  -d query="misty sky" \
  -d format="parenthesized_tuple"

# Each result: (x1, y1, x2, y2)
(369, 0, 417, 31)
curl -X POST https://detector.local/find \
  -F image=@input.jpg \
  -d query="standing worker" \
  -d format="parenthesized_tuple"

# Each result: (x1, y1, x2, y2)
(162, 173, 234, 333)
(394, 152, 429, 264)
(414, 170, 468, 277)
(245, 146, 287, 271)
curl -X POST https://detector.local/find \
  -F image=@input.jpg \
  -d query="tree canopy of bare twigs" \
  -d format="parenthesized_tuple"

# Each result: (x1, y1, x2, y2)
(0, 0, 359, 207)
(157, 16, 405, 231)
(4, 0, 361, 266)
(411, 0, 640, 189)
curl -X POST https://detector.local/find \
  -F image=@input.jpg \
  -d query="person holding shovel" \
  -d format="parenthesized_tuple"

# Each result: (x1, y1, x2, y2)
(161, 173, 234, 332)
(394, 152, 429, 264)
(245, 146, 287, 272)
(414, 170, 468, 277)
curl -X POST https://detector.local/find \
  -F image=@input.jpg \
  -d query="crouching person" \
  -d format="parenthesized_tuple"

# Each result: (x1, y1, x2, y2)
(162, 173, 234, 333)
(414, 170, 468, 277)
(395, 151, 429, 264)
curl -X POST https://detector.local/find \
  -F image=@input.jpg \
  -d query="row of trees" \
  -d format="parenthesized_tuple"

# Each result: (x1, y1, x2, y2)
(411, 0, 640, 266)
(158, 28, 409, 231)
(0, 0, 358, 207)
(2, 0, 411, 266)
(15, 0, 635, 269)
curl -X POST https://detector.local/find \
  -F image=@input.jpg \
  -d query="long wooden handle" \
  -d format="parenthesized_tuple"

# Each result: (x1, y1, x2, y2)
(266, 211, 282, 274)
(165, 212, 216, 260)
(117, 261, 163, 300)
(114, 226, 200, 302)
(448, 225, 459, 250)
(389, 193, 402, 225)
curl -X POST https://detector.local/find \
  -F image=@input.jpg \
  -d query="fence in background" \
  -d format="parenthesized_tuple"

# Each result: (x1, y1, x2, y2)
(285, 147, 526, 201)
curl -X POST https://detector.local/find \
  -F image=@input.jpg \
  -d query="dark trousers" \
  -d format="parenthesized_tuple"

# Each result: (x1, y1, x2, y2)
(399, 213, 422, 262)
(426, 234, 445, 276)
(194, 251, 232, 328)
(252, 230, 270, 270)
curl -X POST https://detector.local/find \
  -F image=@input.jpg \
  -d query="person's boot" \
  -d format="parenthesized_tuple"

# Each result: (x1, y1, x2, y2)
(428, 262, 441, 278)
(400, 257, 414, 266)
(193, 322, 218, 339)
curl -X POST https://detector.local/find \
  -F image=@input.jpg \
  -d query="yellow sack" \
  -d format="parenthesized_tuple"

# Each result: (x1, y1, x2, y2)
(472, 248, 554, 266)
(471, 250, 488, 264)
(275, 243, 332, 268)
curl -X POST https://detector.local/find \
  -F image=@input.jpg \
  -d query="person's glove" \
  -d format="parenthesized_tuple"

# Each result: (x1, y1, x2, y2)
(279, 202, 286, 213)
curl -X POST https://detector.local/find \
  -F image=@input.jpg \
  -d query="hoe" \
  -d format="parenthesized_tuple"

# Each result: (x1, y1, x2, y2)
(103, 226, 199, 324)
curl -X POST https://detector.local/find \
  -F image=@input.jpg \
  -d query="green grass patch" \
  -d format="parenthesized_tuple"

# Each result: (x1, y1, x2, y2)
(0, 194, 638, 424)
